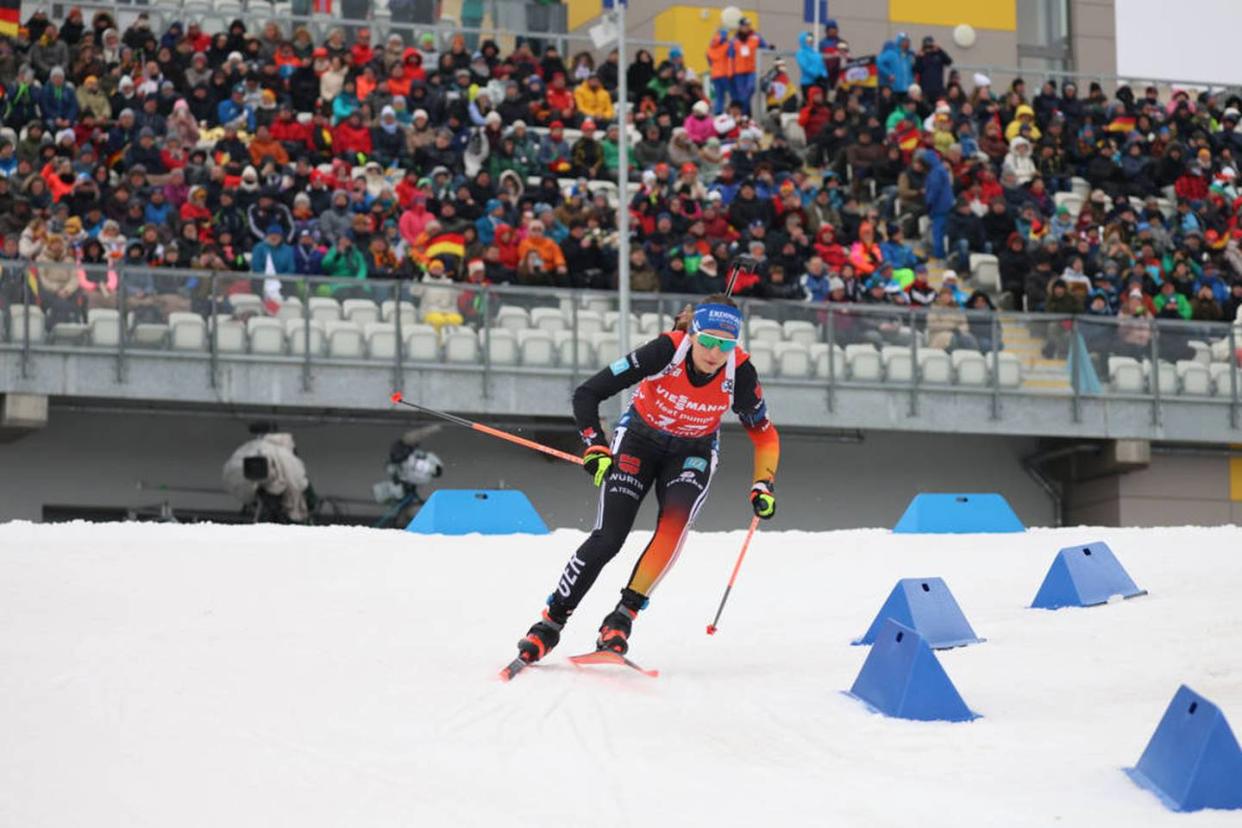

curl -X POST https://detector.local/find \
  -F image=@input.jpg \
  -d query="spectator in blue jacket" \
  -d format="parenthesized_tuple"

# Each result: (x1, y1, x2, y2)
(252, 225, 296, 275)
(217, 85, 255, 132)
(1194, 264, 1230, 305)
(876, 35, 914, 94)
(921, 149, 953, 260)
(293, 229, 325, 275)
(795, 33, 826, 100)
(39, 66, 78, 130)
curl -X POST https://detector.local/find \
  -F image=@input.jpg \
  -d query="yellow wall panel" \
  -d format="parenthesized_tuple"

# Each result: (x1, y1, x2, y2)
(1230, 456, 1242, 501)
(652, 6, 760, 75)
(889, 0, 1016, 32)
(566, 0, 598, 33)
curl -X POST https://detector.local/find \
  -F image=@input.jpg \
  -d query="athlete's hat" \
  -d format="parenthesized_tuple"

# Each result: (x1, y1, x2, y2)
(692, 302, 742, 339)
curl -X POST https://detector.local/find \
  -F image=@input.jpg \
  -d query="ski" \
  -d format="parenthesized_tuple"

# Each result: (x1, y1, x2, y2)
(499, 657, 532, 682)
(567, 650, 660, 678)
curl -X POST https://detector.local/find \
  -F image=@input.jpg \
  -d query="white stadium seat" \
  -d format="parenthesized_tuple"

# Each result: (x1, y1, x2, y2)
(991, 352, 1023, 387)
(405, 324, 440, 362)
(275, 296, 304, 321)
(1109, 356, 1144, 393)
(554, 330, 594, 369)
(247, 317, 285, 354)
(8, 305, 45, 344)
(495, 305, 531, 332)
(326, 320, 365, 359)
(169, 312, 207, 351)
(918, 348, 953, 384)
(847, 344, 882, 381)
(131, 323, 169, 349)
(229, 293, 263, 318)
(365, 321, 398, 359)
(1145, 359, 1177, 395)
(1176, 360, 1210, 395)
(969, 254, 1002, 294)
(87, 308, 122, 347)
(952, 350, 988, 386)
(747, 341, 775, 375)
(810, 343, 846, 379)
(482, 328, 519, 365)
(49, 321, 89, 344)
(214, 320, 246, 353)
(639, 312, 667, 337)
(747, 318, 783, 343)
(308, 296, 341, 323)
(531, 307, 567, 333)
(782, 320, 817, 345)
(590, 331, 620, 367)
(342, 298, 380, 328)
(575, 309, 605, 336)
(381, 300, 417, 328)
(882, 345, 914, 383)
(1210, 362, 1240, 395)
(444, 328, 480, 363)
(285, 318, 325, 355)
(517, 329, 556, 366)
(773, 341, 811, 378)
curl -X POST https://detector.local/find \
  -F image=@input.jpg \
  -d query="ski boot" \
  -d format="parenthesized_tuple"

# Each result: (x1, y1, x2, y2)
(516, 606, 568, 664)
(596, 606, 638, 655)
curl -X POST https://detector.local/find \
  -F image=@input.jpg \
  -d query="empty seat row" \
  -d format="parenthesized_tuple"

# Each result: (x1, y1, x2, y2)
(1109, 356, 1242, 396)
(831, 344, 1022, 387)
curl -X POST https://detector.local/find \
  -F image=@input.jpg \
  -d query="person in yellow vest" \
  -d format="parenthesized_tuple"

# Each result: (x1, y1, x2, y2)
(730, 17, 771, 117)
(706, 28, 733, 115)
(573, 74, 615, 123)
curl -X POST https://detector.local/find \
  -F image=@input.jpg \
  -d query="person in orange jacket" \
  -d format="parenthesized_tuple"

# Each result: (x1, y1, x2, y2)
(706, 29, 733, 115)
(730, 17, 770, 117)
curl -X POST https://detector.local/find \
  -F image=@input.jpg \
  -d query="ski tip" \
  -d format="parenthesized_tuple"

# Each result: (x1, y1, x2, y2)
(389, 391, 404, 405)
(706, 625, 717, 635)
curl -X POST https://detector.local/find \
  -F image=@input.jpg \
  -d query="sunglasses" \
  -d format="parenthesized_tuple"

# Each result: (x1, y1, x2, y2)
(696, 332, 738, 352)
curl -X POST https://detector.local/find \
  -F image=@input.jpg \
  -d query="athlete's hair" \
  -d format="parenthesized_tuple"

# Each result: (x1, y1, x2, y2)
(673, 293, 739, 332)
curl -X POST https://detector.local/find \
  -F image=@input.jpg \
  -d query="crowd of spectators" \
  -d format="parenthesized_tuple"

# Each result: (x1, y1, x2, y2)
(0, 8, 1240, 357)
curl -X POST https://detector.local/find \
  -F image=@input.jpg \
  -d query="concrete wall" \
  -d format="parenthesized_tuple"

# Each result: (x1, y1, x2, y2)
(0, 407, 1055, 530)
(1065, 450, 1242, 527)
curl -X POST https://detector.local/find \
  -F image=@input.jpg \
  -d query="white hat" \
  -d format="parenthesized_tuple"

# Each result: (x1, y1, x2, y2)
(973, 72, 991, 87)
(699, 256, 718, 274)
(692, 100, 709, 115)
(828, 276, 845, 292)
(942, 269, 959, 282)
(713, 113, 735, 133)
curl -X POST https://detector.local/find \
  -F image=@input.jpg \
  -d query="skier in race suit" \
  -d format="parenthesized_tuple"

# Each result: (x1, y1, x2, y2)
(514, 295, 780, 664)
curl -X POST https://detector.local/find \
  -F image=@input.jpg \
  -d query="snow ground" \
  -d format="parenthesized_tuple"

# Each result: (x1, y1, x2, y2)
(1, 521, 1240, 827)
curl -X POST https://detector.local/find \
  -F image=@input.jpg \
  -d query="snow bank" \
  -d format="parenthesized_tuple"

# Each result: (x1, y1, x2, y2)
(2, 522, 1240, 826)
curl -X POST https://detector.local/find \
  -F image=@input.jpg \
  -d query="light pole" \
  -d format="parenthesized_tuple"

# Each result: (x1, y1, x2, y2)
(614, 0, 630, 366)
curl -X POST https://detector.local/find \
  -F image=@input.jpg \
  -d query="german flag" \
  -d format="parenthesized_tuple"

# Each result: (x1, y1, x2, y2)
(893, 121, 922, 153)
(0, 0, 18, 37)
(1107, 114, 1137, 133)
(424, 232, 464, 261)
(841, 56, 878, 89)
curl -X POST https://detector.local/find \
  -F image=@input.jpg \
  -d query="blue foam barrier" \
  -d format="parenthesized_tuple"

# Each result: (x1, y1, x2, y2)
(852, 578, 984, 649)
(1124, 685, 1242, 812)
(405, 489, 549, 535)
(892, 493, 1025, 534)
(846, 619, 979, 723)
(1031, 541, 1146, 609)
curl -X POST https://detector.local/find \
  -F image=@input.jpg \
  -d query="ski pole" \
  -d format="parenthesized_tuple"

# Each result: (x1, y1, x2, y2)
(705, 515, 761, 635)
(389, 392, 583, 466)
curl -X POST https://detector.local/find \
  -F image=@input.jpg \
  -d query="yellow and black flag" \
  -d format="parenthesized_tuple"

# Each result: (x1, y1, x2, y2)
(0, 0, 19, 38)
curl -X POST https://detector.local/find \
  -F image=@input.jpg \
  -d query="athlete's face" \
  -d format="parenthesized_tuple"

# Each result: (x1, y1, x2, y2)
(690, 329, 733, 374)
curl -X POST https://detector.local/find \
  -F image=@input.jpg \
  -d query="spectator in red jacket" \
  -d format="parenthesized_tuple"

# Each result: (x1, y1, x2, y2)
(333, 111, 373, 160)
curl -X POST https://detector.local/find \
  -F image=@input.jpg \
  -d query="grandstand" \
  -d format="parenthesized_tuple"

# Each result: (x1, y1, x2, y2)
(3, 0, 1242, 527)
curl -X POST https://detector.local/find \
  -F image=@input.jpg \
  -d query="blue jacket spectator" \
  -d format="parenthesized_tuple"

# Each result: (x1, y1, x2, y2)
(796, 33, 826, 88)
(39, 71, 78, 124)
(217, 88, 255, 132)
(252, 228, 296, 275)
(876, 37, 914, 94)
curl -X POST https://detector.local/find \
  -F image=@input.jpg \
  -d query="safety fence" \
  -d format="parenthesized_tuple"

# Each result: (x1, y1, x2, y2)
(2, 263, 1240, 430)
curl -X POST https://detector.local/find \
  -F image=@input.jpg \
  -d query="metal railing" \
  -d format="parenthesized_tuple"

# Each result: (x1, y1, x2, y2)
(3, 262, 1241, 432)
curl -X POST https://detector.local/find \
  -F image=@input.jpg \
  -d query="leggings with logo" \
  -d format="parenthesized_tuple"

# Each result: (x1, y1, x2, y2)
(549, 421, 717, 617)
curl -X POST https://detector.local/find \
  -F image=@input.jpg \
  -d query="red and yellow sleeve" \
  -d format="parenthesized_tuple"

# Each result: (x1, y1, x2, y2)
(744, 419, 780, 485)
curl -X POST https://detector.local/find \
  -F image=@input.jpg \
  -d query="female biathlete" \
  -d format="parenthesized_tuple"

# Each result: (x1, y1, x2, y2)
(511, 295, 780, 666)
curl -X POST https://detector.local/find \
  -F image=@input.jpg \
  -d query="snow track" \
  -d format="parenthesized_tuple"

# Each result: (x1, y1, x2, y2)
(2, 522, 1240, 826)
